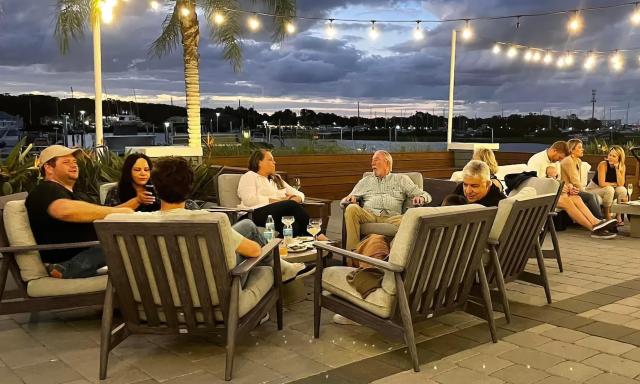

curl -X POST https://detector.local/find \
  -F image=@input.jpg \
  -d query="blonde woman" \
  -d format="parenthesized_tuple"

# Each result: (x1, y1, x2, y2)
(587, 146, 628, 224)
(472, 148, 503, 191)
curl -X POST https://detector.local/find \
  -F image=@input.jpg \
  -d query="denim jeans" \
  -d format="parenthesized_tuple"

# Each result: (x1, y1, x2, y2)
(57, 246, 106, 279)
(579, 191, 603, 220)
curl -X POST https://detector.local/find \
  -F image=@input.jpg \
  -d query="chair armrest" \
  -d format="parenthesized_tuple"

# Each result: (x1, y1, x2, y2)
(339, 197, 363, 209)
(231, 239, 281, 276)
(487, 239, 499, 246)
(0, 240, 101, 254)
(548, 211, 558, 217)
(205, 206, 253, 214)
(313, 242, 403, 273)
(302, 201, 325, 207)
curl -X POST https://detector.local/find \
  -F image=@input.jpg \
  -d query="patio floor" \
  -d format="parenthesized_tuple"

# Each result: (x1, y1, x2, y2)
(1, 201, 639, 384)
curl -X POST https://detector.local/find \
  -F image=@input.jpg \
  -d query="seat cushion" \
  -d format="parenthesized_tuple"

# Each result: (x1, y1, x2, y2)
(3, 200, 48, 282)
(489, 187, 537, 241)
(509, 177, 560, 197)
(99, 182, 117, 205)
(496, 164, 529, 182)
(217, 174, 242, 207)
(322, 266, 394, 318)
(27, 275, 108, 297)
(361, 222, 399, 237)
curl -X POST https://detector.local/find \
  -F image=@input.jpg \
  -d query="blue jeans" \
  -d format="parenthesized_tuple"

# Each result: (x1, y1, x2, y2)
(232, 220, 273, 286)
(579, 191, 603, 220)
(56, 246, 106, 279)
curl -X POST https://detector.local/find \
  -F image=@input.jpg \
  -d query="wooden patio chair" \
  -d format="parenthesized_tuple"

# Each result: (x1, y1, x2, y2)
(314, 205, 498, 372)
(422, 177, 458, 207)
(0, 193, 106, 316)
(94, 212, 282, 382)
(483, 189, 557, 323)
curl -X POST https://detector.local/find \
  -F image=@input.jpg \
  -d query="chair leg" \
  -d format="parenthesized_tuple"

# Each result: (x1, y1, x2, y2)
(395, 273, 419, 372)
(99, 279, 115, 380)
(489, 246, 511, 323)
(548, 219, 563, 272)
(477, 266, 498, 343)
(273, 248, 283, 331)
(313, 249, 323, 339)
(225, 278, 240, 381)
(534, 240, 553, 304)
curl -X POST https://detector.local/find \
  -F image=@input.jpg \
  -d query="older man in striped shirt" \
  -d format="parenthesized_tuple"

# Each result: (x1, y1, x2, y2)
(342, 150, 432, 251)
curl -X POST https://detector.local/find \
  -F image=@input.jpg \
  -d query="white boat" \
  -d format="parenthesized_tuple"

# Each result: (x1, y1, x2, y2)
(0, 127, 21, 156)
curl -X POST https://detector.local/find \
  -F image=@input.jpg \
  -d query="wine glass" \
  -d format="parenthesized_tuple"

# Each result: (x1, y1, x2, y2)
(629, 183, 634, 202)
(281, 216, 295, 227)
(291, 178, 301, 190)
(307, 218, 322, 241)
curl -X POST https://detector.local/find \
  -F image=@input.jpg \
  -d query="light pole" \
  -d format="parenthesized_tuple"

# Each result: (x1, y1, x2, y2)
(164, 122, 170, 145)
(216, 112, 220, 133)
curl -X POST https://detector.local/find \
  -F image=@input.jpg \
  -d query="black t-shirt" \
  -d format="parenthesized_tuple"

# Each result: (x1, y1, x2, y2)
(25, 181, 98, 263)
(454, 183, 506, 207)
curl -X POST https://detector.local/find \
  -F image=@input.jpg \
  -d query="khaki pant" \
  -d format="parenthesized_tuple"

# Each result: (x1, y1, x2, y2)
(586, 181, 627, 207)
(344, 204, 402, 251)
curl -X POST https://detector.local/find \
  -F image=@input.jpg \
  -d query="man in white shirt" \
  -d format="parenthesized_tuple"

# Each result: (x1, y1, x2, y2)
(527, 141, 569, 178)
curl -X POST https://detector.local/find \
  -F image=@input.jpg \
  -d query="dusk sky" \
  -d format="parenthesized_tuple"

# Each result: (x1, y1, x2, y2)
(1, 0, 639, 121)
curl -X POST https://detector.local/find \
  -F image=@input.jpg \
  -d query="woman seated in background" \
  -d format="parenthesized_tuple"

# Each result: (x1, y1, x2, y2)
(105, 153, 160, 212)
(238, 149, 327, 239)
(586, 145, 628, 224)
(472, 148, 504, 191)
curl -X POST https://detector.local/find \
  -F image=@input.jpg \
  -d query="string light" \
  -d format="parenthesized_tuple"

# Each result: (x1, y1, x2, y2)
(564, 52, 575, 66)
(556, 56, 566, 68)
(492, 43, 501, 54)
(369, 21, 379, 40)
(285, 21, 296, 34)
(180, 7, 190, 17)
(584, 53, 597, 70)
(507, 46, 518, 58)
(632, 3, 640, 24)
(326, 19, 336, 39)
(248, 14, 260, 31)
(524, 49, 533, 61)
(413, 21, 424, 40)
(213, 12, 225, 25)
(101, 4, 114, 23)
(532, 51, 541, 62)
(543, 51, 554, 65)
(568, 11, 583, 34)
(610, 51, 624, 71)
(461, 20, 473, 40)
(149, 1, 159, 10)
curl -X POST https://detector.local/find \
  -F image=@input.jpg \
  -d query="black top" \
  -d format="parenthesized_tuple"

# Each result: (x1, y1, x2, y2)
(25, 181, 97, 263)
(592, 162, 617, 185)
(454, 183, 506, 207)
(104, 186, 160, 212)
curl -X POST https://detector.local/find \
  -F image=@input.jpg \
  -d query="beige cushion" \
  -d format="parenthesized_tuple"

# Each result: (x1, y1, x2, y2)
(361, 222, 399, 237)
(509, 177, 560, 197)
(3, 200, 48, 282)
(381, 204, 486, 295)
(580, 162, 591, 189)
(495, 164, 528, 181)
(450, 170, 463, 182)
(27, 275, 107, 297)
(322, 266, 394, 318)
(99, 182, 117, 205)
(217, 174, 242, 207)
(489, 187, 538, 241)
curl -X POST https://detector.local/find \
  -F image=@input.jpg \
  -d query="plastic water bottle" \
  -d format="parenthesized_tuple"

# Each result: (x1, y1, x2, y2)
(283, 224, 293, 244)
(264, 215, 275, 241)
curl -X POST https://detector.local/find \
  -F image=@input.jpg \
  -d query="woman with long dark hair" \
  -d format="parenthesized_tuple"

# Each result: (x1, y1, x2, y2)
(104, 153, 160, 212)
(237, 149, 326, 238)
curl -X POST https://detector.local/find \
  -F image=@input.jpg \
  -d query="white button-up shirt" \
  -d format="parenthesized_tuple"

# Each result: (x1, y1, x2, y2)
(237, 171, 305, 209)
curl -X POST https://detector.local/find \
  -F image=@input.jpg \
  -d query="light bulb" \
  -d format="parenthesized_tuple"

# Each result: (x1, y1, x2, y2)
(584, 54, 596, 70)
(461, 21, 473, 40)
(532, 51, 541, 62)
(507, 46, 518, 59)
(568, 12, 583, 34)
(369, 21, 379, 40)
(213, 12, 225, 25)
(101, 5, 113, 23)
(285, 22, 296, 34)
(543, 52, 553, 65)
(104, 0, 117, 7)
(557, 56, 566, 68)
(326, 21, 336, 39)
(632, 6, 640, 25)
(180, 7, 190, 17)
(564, 53, 574, 66)
(248, 15, 260, 31)
(413, 24, 424, 40)
(524, 50, 533, 61)
(149, 1, 159, 10)
(492, 43, 501, 54)
(610, 52, 624, 72)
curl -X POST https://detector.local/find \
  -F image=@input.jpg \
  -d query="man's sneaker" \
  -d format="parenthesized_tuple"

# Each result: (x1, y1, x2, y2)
(46, 264, 64, 279)
(592, 219, 617, 231)
(283, 263, 316, 284)
(590, 229, 617, 239)
(332, 314, 360, 326)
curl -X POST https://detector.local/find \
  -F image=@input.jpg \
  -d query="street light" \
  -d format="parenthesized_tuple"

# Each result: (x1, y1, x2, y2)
(216, 112, 220, 133)
(164, 121, 170, 144)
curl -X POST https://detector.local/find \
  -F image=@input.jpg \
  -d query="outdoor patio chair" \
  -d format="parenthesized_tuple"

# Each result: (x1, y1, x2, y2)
(0, 193, 106, 316)
(314, 205, 498, 372)
(508, 177, 564, 272)
(483, 188, 557, 322)
(422, 177, 458, 206)
(340, 172, 423, 249)
(94, 212, 282, 382)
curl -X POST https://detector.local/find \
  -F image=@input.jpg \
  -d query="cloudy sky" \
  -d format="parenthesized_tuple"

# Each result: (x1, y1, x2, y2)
(1, 0, 639, 121)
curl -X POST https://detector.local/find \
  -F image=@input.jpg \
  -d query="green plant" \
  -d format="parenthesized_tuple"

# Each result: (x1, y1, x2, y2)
(189, 163, 223, 202)
(0, 138, 39, 196)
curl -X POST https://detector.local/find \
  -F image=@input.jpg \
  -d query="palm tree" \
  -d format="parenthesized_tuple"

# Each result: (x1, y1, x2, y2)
(54, 0, 295, 153)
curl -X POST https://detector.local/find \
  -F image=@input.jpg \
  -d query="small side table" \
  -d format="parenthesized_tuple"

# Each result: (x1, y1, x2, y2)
(612, 202, 640, 238)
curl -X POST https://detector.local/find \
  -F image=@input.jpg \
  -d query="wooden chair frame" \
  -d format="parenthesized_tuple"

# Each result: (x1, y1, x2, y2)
(539, 181, 564, 272)
(315, 207, 498, 372)
(94, 220, 282, 381)
(0, 193, 104, 316)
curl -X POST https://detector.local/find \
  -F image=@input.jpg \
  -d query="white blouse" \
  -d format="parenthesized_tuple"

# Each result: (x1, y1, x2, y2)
(237, 171, 305, 209)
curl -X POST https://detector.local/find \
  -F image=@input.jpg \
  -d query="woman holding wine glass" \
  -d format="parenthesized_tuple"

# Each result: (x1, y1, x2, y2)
(586, 145, 629, 224)
(237, 149, 328, 239)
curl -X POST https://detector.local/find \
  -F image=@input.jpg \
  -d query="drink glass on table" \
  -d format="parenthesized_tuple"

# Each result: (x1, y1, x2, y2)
(307, 218, 322, 241)
(278, 243, 288, 258)
(629, 183, 634, 201)
(292, 178, 301, 190)
(282, 216, 295, 227)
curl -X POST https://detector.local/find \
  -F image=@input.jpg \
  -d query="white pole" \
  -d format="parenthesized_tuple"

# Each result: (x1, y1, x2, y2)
(93, 17, 104, 148)
(447, 29, 457, 145)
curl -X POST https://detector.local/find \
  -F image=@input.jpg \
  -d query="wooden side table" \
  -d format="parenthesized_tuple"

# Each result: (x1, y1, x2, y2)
(612, 202, 640, 237)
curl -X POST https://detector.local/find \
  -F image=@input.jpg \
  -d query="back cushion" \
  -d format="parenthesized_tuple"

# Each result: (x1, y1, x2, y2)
(496, 164, 528, 181)
(3, 200, 48, 281)
(217, 174, 242, 207)
(509, 177, 560, 197)
(489, 187, 537, 241)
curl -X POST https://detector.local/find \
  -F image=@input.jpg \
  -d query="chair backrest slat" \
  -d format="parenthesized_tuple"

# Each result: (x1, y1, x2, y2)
(141, 234, 179, 328)
(402, 208, 497, 320)
(122, 233, 162, 326)
(184, 235, 216, 326)
(162, 234, 197, 329)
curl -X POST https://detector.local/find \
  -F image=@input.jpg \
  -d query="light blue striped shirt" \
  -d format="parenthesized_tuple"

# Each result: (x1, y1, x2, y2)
(349, 173, 432, 216)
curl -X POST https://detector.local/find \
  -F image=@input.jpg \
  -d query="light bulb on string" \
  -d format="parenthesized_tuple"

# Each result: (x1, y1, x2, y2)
(326, 19, 336, 39)
(610, 51, 624, 72)
(104, 0, 117, 7)
(180, 7, 190, 17)
(492, 43, 501, 54)
(149, 1, 159, 10)
(543, 51, 554, 65)
(461, 20, 473, 40)
(584, 53, 597, 70)
(413, 21, 424, 40)
(532, 51, 541, 62)
(524, 50, 533, 61)
(369, 21, 379, 40)
(564, 52, 574, 66)
(285, 21, 296, 34)
(557, 56, 566, 68)
(248, 14, 260, 31)
(101, 4, 114, 23)
(213, 12, 225, 25)
(568, 11, 583, 34)
(507, 46, 518, 59)
(632, 3, 640, 25)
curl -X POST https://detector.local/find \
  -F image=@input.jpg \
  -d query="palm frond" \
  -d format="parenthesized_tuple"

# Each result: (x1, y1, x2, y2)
(259, 0, 296, 42)
(204, 2, 243, 72)
(54, 0, 92, 54)
(148, 3, 182, 58)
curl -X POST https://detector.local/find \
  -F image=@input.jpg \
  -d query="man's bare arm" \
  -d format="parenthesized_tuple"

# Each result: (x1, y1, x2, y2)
(48, 199, 133, 222)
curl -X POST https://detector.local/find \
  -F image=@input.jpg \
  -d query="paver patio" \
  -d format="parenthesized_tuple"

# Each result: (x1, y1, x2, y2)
(0, 201, 639, 383)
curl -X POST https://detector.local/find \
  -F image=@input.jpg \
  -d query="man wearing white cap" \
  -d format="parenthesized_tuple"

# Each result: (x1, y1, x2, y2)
(25, 145, 133, 278)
